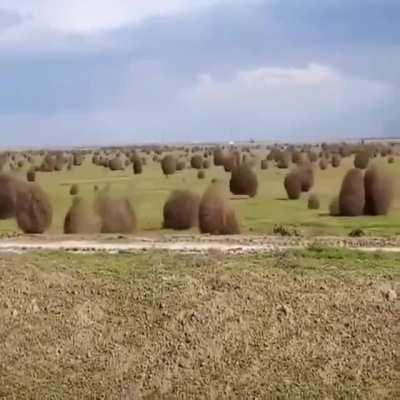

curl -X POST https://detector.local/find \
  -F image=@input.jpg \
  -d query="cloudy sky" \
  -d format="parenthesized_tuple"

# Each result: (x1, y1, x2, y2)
(0, 0, 399, 146)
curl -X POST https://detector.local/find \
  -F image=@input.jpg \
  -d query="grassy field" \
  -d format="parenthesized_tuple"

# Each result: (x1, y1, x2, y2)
(0, 248, 399, 398)
(1, 151, 400, 236)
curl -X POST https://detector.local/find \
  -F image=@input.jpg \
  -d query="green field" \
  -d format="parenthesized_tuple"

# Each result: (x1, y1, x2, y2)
(0, 248, 399, 398)
(1, 151, 400, 236)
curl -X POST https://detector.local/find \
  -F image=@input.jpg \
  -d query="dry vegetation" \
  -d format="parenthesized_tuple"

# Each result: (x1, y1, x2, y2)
(0, 141, 399, 236)
(0, 249, 399, 398)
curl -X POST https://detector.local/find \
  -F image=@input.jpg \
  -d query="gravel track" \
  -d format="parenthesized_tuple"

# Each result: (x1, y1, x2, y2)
(1, 235, 400, 254)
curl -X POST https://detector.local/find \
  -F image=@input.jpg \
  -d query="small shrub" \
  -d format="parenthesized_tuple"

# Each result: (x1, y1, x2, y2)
(191, 155, 203, 169)
(292, 151, 304, 164)
(364, 166, 394, 216)
(15, 183, 53, 233)
(229, 164, 258, 197)
(73, 153, 84, 166)
(298, 165, 314, 192)
(198, 170, 206, 179)
(260, 159, 268, 170)
(329, 196, 340, 216)
(64, 197, 101, 234)
(331, 154, 341, 168)
(308, 194, 320, 210)
(273, 224, 302, 237)
(161, 155, 177, 176)
(284, 172, 301, 200)
(109, 157, 124, 171)
(349, 228, 365, 237)
(319, 158, 328, 170)
(339, 168, 365, 216)
(276, 152, 290, 169)
(132, 156, 143, 174)
(176, 159, 186, 171)
(70, 184, 79, 196)
(199, 182, 240, 235)
(163, 190, 200, 230)
(95, 193, 137, 234)
(203, 159, 211, 169)
(223, 152, 240, 172)
(40, 155, 55, 172)
(308, 152, 318, 162)
(26, 169, 36, 182)
(0, 175, 20, 219)
(354, 150, 369, 169)
(213, 148, 225, 166)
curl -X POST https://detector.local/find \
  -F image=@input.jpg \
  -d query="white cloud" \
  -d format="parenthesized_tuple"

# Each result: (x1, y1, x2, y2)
(180, 63, 395, 138)
(0, 0, 217, 33)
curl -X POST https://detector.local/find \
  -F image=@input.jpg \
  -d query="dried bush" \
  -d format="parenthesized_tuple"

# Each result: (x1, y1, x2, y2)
(261, 159, 268, 170)
(331, 154, 341, 168)
(213, 148, 225, 166)
(199, 182, 240, 235)
(73, 153, 84, 166)
(0, 154, 7, 172)
(339, 169, 365, 216)
(364, 166, 394, 216)
(276, 151, 290, 169)
(319, 158, 328, 170)
(70, 184, 79, 196)
(308, 152, 318, 162)
(161, 155, 177, 176)
(94, 193, 137, 234)
(54, 160, 64, 171)
(176, 159, 186, 171)
(27, 169, 36, 182)
(292, 151, 304, 164)
(354, 151, 369, 169)
(273, 224, 302, 237)
(340, 145, 351, 158)
(109, 157, 124, 171)
(329, 196, 340, 216)
(40, 155, 55, 172)
(203, 159, 211, 169)
(308, 194, 320, 210)
(198, 170, 206, 179)
(349, 228, 365, 237)
(0, 175, 20, 219)
(15, 183, 53, 233)
(64, 197, 101, 234)
(223, 152, 240, 172)
(163, 190, 200, 230)
(191, 155, 203, 169)
(284, 172, 302, 200)
(229, 164, 258, 197)
(132, 156, 143, 174)
(298, 165, 314, 192)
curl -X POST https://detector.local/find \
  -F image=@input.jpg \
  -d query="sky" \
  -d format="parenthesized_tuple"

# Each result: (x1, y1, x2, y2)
(0, 0, 399, 146)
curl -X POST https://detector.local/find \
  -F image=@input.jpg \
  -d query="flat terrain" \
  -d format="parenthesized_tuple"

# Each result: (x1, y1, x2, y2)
(1, 151, 400, 236)
(0, 248, 399, 398)
(2, 234, 400, 254)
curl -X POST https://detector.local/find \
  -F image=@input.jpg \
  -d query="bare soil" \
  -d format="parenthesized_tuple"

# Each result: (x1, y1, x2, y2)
(0, 250, 399, 398)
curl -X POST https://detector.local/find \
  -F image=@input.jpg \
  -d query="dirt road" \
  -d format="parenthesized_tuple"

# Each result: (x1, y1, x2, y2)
(1, 234, 400, 254)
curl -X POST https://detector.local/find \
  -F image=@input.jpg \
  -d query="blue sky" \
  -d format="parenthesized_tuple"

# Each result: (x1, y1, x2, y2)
(0, 0, 399, 146)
